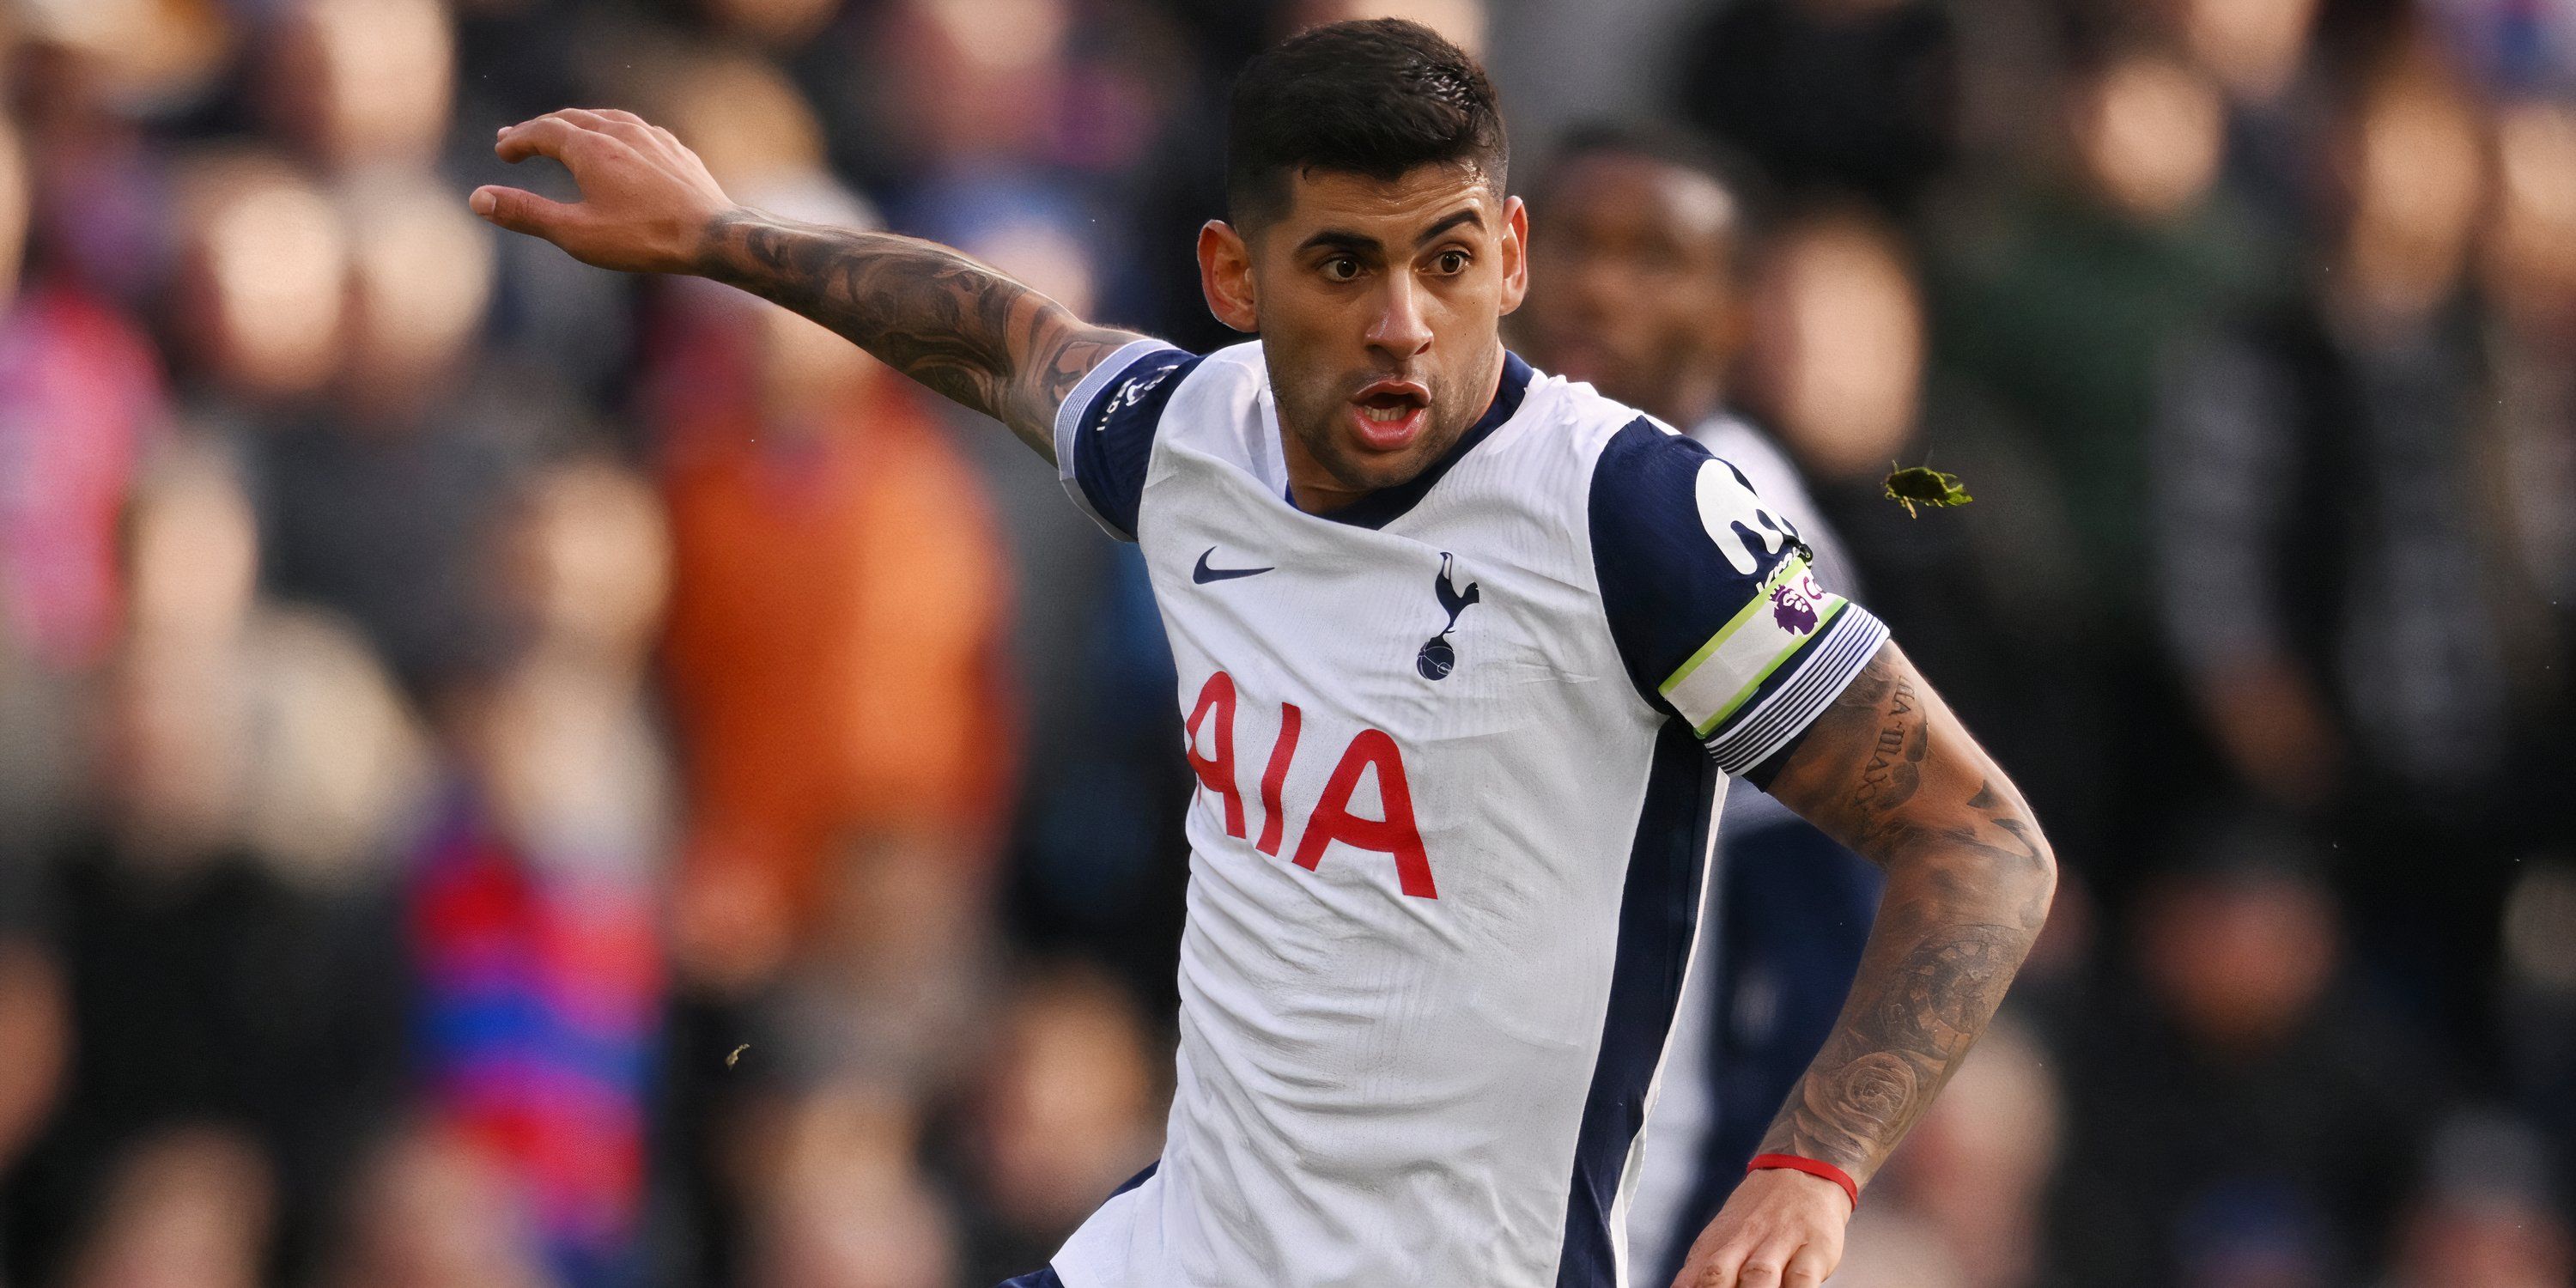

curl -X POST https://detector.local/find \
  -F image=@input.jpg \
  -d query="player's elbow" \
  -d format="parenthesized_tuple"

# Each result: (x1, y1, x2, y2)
(1994, 810, 2058, 934)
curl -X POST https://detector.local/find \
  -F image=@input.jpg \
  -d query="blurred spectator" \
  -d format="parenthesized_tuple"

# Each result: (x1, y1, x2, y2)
(2046, 822, 2437, 1287)
(321, 1121, 552, 1288)
(1932, 31, 2287, 880)
(2429, 0, 2576, 94)
(405, 459, 671, 1288)
(649, 185, 1013, 994)
(251, 162, 569, 695)
(2499, 859, 2576, 1245)
(2154, 44, 2557, 1056)
(1937, 35, 2263, 614)
(3, 443, 412, 1287)
(59, 1127, 274, 1288)
(1669, 0, 1956, 215)
(0, 113, 167, 674)
(11, 0, 234, 118)
(954, 965, 1162, 1285)
(1734, 202, 2098, 872)
(258, 0, 455, 176)
(1283, 0, 1486, 54)
(2383, 1112, 2573, 1288)
(732, 1084, 958, 1288)
(166, 150, 350, 408)
(2477, 99, 2576, 690)
(2176, 0, 2336, 238)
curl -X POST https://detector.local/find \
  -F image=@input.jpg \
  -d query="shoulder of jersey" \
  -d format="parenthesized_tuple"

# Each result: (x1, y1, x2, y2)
(1145, 340, 1270, 447)
(1510, 364, 1682, 465)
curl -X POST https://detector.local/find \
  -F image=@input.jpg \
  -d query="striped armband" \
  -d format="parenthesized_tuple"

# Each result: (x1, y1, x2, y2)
(1657, 556, 1890, 775)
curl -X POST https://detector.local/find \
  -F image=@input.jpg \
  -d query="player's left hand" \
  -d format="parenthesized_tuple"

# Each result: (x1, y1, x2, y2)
(1668, 1167, 1852, 1288)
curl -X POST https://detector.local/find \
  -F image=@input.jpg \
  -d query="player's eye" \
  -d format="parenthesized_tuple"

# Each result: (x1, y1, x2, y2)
(1432, 250, 1470, 275)
(1321, 257, 1361, 283)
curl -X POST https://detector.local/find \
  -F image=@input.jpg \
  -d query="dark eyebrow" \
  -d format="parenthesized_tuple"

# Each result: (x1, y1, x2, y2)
(1413, 208, 1484, 246)
(1292, 208, 1487, 258)
(1294, 228, 1382, 258)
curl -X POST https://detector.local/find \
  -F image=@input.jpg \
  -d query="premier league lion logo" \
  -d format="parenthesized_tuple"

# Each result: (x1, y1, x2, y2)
(1770, 579, 1821, 635)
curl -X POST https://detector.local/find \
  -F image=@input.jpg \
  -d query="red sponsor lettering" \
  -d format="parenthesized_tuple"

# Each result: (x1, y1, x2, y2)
(1184, 671, 1244, 838)
(1256, 702, 1302, 857)
(1294, 728, 1437, 899)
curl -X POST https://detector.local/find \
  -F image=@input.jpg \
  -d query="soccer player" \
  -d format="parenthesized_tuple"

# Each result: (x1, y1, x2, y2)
(470, 19, 2056, 1288)
(1516, 123, 1887, 1286)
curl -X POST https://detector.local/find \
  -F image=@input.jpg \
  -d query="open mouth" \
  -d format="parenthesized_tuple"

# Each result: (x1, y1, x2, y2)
(1347, 380, 1431, 452)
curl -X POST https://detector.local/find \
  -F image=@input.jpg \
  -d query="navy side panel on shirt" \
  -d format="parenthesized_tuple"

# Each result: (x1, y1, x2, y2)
(1054, 340, 1200, 542)
(1588, 418, 1890, 775)
(1556, 718, 1720, 1286)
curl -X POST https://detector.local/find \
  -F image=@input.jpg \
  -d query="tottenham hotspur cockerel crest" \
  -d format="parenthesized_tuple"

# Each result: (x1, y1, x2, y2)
(1416, 552, 1480, 680)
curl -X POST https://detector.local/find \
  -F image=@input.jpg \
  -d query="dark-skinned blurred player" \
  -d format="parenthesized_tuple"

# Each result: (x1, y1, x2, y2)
(1515, 123, 1884, 1288)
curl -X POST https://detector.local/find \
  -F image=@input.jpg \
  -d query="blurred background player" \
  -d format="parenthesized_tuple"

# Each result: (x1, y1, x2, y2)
(1512, 122, 1885, 1287)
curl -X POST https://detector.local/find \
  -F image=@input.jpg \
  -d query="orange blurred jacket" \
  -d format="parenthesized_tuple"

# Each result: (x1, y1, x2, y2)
(656, 325, 1017, 935)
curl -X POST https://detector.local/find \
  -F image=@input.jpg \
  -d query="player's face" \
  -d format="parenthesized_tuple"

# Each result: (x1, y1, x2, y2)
(1517, 154, 1741, 426)
(1200, 164, 1528, 509)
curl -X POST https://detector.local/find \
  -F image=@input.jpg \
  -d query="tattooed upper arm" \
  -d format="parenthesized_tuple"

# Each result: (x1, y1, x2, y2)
(697, 211, 1147, 459)
(1745, 640, 2057, 1183)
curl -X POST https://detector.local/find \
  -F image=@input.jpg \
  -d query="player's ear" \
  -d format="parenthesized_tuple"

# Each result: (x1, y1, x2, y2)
(1497, 195, 1529, 317)
(1199, 220, 1261, 333)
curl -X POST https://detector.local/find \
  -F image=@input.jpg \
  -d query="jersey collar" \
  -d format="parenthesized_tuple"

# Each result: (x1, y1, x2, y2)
(1298, 350, 1534, 530)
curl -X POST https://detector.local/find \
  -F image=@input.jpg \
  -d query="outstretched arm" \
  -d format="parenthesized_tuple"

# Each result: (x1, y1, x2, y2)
(469, 108, 1145, 456)
(1673, 641, 2056, 1288)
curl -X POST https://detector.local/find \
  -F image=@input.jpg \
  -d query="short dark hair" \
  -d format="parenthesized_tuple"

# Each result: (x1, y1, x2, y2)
(1225, 19, 1508, 228)
(1529, 119, 1775, 263)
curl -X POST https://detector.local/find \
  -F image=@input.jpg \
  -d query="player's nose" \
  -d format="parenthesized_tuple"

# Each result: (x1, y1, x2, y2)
(1364, 274, 1434, 359)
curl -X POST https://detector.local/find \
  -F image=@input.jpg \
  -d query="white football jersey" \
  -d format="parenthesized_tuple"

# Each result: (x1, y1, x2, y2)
(1043, 340, 1887, 1288)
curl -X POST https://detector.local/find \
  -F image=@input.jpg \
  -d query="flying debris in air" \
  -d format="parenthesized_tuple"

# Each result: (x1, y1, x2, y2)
(1884, 465, 1972, 518)
(726, 1044, 750, 1069)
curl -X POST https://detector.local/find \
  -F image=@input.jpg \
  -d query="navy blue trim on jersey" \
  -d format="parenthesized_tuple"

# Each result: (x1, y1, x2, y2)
(1109, 1159, 1158, 1198)
(1556, 719, 1719, 1287)
(993, 1267, 1066, 1288)
(1056, 342, 1200, 541)
(1589, 418, 1802, 715)
(1589, 416, 1890, 774)
(1304, 351, 1534, 529)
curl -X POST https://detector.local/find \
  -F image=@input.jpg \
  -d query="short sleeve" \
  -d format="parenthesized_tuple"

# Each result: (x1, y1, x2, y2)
(1054, 340, 1200, 541)
(1590, 418, 1892, 775)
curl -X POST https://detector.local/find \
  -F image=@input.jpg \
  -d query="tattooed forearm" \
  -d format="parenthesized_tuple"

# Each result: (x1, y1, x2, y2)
(696, 210, 1142, 455)
(1755, 642, 2057, 1186)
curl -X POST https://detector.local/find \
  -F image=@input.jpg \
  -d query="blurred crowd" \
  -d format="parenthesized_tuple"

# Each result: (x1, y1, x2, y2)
(0, 0, 2570, 1285)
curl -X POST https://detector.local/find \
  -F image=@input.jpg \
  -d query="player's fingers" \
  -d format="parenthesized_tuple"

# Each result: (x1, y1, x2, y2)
(1732, 1255, 1785, 1288)
(1782, 1249, 1832, 1288)
(495, 113, 591, 164)
(555, 106, 651, 145)
(468, 185, 580, 240)
(1674, 1236, 1763, 1288)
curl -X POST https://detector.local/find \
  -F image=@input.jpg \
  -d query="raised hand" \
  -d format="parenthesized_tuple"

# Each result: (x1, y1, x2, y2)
(470, 108, 736, 276)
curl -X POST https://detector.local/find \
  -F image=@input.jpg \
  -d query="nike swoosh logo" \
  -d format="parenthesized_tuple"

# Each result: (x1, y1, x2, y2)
(1193, 548, 1274, 583)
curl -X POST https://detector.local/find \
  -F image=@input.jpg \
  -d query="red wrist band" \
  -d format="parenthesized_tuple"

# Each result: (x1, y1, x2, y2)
(1746, 1153, 1860, 1212)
